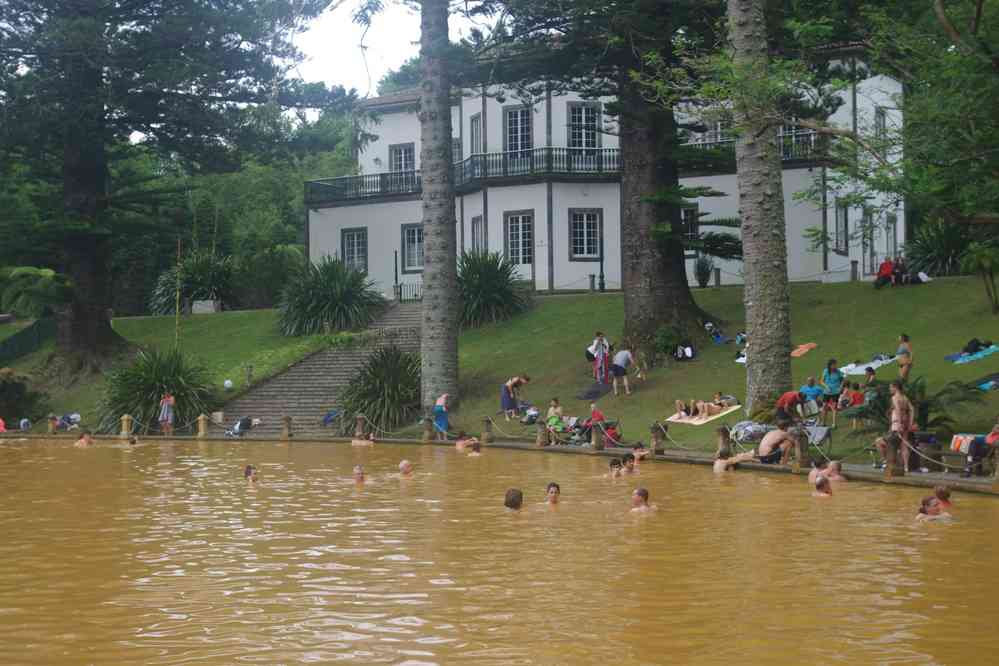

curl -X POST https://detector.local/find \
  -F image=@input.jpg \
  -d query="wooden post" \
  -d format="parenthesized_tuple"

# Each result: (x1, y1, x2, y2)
(792, 432, 803, 474)
(280, 416, 292, 441)
(196, 414, 208, 439)
(354, 413, 367, 439)
(481, 417, 494, 445)
(119, 414, 133, 439)
(884, 438, 896, 481)
(650, 423, 664, 455)
(591, 424, 604, 451)
(422, 416, 434, 443)
(536, 421, 548, 447)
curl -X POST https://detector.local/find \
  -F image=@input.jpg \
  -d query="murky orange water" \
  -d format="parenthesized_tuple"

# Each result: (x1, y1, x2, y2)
(1, 439, 998, 664)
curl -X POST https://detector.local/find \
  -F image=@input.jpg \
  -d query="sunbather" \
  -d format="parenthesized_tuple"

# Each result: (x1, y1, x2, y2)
(674, 392, 737, 420)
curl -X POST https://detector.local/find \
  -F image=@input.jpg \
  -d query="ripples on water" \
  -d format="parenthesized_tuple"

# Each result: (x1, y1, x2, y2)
(1, 439, 998, 664)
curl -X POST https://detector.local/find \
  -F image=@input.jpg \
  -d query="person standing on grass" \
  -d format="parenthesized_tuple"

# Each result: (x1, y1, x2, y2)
(588, 331, 611, 384)
(889, 380, 916, 473)
(158, 391, 175, 436)
(896, 334, 913, 381)
(820, 359, 844, 427)
(500, 375, 530, 421)
(611, 344, 635, 396)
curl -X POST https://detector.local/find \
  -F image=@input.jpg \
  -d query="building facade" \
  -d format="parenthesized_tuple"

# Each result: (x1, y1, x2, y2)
(306, 70, 904, 297)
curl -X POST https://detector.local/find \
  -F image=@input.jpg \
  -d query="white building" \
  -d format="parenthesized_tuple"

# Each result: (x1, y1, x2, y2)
(306, 67, 904, 296)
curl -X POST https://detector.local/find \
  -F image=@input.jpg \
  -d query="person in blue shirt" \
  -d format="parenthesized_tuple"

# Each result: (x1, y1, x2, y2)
(820, 359, 845, 426)
(798, 377, 824, 417)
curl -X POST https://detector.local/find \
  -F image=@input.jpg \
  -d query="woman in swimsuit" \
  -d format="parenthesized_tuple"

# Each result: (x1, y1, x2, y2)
(889, 380, 915, 472)
(896, 334, 913, 381)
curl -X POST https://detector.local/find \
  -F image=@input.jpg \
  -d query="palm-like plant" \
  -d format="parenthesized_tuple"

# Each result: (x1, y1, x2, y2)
(336, 346, 421, 435)
(278, 256, 386, 336)
(457, 251, 531, 327)
(0, 266, 72, 318)
(906, 219, 970, 277)
(841, 375, 984, 436)
(960, 242, 999, 314)
(96, 348, 214, 434)
(148, 250, 236, 315)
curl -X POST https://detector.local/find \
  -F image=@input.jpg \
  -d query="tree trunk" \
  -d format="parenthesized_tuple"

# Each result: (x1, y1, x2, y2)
(727, 0, 793, 412)
(57, 13, 122, 358)
(620, 88, 704, 344)
(418, 0, 459, 411)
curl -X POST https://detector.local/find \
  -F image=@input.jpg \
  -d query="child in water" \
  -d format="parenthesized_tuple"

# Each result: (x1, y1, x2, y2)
(606, 458, 623, 478)
(812, 476, 832, 498)
(244, 465, 259, 484)
(467, 441, 482, 457)
(630, 487, 657, 512)
(916, 496, 952, 522)
(544, 482, 560, 505)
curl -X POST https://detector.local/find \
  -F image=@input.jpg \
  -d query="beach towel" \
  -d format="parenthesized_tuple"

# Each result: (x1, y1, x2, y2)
(790, 342, 817, 358)
(950, 345, 999, 365)
(666, 404, 742, 426)
(841, 355, 896, 375)
(576, 382, 614, 401)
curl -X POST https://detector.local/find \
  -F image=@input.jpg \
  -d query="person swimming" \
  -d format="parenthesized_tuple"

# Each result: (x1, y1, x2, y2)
(244, 464, 259, 484)
(398, 459, 414, 477)
(545, 482, 560, 505)
(812, 476, 832, 498)
(352, 465, 365, 483)
(630, 487, 656, 512)
(916, 496, 952, 522)
(934, 485, 953, 509)
(622, 453, 638, 475)
(455, 430, 478, 451)
(712, 427, 755, 473)
(504, 488, 524, 510)
(73, 431, 94, 448)
(467, 441, 482, 457)
(606, 458, 623, 478)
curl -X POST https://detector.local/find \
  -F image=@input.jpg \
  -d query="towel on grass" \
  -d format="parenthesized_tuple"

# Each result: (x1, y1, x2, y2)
(666, 404, 742, 425)
(575, 382, 613, 401)
(841, 356, 896, 375)
(950, 345, 999, 365)
(790, 342, 817, 358)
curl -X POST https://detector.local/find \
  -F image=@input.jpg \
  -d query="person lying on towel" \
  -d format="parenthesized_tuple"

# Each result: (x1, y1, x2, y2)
(674, 392, 739, 419)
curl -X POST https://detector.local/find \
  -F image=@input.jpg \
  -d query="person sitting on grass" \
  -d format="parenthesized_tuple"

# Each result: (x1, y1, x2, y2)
(630, 487, 657, 512)
(864, 367, 878, 387)
(963, 417, 999, 477)
(916, 496, 952, 522)
(812, 476, 833, 498)
(504, 488, 523, 510)
(934, 486, 953, 510)
(875, 256, 894, 289)
(755, 421, 797, 465)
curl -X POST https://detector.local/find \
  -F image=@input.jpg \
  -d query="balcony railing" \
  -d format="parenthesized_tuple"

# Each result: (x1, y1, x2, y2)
(306, 132, 819, 205)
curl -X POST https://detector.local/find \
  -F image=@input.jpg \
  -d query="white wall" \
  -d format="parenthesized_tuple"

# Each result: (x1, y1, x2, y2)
(551, 182, 622, 290)
(486, 183, 550, 289)
(359, 108, 420, 175)
(309, 199, 423, 296)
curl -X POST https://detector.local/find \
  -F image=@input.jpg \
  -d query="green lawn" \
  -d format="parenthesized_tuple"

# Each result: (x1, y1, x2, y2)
(7, 278, 999, 451)
(449, 277, 999, 456)
(9, 310, 324, 426)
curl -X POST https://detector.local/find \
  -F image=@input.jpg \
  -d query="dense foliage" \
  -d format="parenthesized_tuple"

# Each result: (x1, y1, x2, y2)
(336, 347, 421, 436)
(457, 252, 531, 327)
(278, 257, 386, 336)
(960, 242, 999, 315)
(841, 376, 983, 435)
(0, 267, 72, 318)
(148, 251, 236, 315)
(0, 367, 49, 424)
(905, 220, 972, 277)
(96, 348, 213, 435)
(694, 256, 715, 288)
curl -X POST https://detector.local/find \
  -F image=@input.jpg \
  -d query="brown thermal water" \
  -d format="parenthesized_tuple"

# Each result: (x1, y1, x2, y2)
(1, 439, 998, 665)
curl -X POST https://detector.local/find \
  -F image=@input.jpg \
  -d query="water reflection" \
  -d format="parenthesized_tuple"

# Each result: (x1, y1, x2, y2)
(0, 439, 998, 664)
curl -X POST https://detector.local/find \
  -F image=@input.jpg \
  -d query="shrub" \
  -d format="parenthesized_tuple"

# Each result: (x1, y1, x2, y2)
(148, 250, 236, 315)
(0, 367, 49, 423)
(278, 256, 386, 336)
(336, 346, 421, 435)
(960, 242, 999, 314)
(905, 219, 971, 277)
(96, 348, 214, 434)
(841, 376, 982, 435)
(231, 244, 306, 309)
(457, 251, 531, 327)
(694, 256, 715, 288)
(0, 266, 72, 318)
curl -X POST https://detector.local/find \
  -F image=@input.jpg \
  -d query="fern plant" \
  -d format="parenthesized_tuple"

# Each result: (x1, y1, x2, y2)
(0, 266, 72, 318)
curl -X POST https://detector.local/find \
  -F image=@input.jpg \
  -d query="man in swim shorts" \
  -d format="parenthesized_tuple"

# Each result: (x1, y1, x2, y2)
(755, 422, 796, 465)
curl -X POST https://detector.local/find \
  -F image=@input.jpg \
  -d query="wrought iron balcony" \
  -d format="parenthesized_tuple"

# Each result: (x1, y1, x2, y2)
(305, 132, 819, 206)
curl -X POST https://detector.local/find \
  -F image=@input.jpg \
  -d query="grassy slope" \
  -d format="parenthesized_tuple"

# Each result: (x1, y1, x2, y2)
(0, 320, 32, 342)
(9, 310, 323, 425)
(450, 277, 999, 456)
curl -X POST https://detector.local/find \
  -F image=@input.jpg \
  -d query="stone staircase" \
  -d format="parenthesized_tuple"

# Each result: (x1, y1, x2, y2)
(220, 303, 421, 438)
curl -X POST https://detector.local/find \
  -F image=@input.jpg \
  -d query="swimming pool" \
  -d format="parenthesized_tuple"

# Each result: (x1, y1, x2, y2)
(1, 439, 997, 664)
